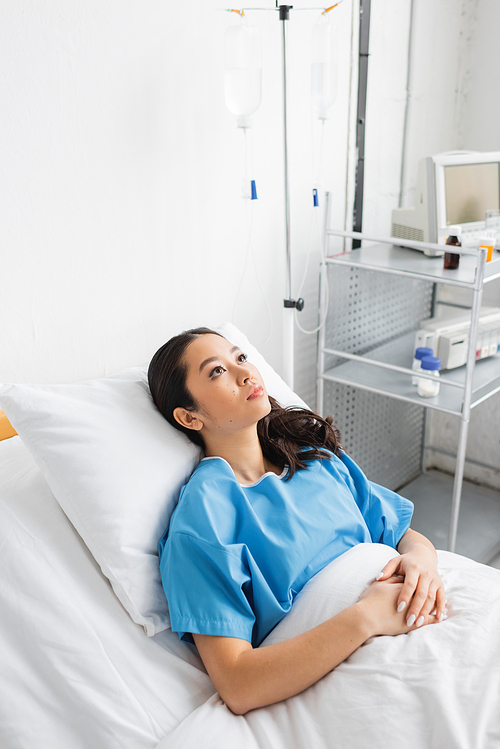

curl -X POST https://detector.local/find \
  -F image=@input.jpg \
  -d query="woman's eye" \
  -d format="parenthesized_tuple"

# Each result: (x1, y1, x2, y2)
(209, 365, 225, 378)
(238, 353, 248, 363)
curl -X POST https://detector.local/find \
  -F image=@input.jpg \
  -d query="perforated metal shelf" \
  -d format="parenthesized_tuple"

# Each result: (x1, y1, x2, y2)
(319, 262, 434, 490)
(321, 332, 500, 416)
(322, 380, 425, 490)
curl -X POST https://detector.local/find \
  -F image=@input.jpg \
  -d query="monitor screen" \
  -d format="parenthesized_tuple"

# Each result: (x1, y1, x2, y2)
(444, 162, 500, 226)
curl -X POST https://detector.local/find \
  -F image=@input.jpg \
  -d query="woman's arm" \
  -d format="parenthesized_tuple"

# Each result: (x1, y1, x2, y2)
(376, 528, 446, 627)
(194, 576, 438, 715)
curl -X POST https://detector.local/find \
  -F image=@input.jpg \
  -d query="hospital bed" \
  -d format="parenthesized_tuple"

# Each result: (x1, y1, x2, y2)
(1, 323, 499, 749)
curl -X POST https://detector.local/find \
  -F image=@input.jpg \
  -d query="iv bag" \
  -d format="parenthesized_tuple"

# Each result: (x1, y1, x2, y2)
(224, 23, 262, 128)
(311, 15, 338, 120)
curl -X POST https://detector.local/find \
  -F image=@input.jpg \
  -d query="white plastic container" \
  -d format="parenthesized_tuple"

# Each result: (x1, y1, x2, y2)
(417, 356, 441, 398)
(311, 14, 338, 120)
(224, 22, 262, 128)
(412, 346, 434, 385)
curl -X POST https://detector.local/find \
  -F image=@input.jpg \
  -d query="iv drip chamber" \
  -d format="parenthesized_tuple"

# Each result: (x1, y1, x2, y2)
(311, 14, 338, 119)
(224, 22, 262, 128)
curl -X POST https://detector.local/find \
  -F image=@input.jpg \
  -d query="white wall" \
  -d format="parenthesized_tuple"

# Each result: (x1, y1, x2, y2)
(0, 0, 352, 388)
(458, 0, 500, 152)
(2, 1, 257, 383)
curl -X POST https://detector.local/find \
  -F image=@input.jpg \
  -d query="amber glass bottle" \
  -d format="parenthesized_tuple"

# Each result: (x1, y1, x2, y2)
(444, 232, 461, 270)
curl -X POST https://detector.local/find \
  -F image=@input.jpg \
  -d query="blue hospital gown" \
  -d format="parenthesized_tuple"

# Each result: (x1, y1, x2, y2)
(158, 450, 413, 648)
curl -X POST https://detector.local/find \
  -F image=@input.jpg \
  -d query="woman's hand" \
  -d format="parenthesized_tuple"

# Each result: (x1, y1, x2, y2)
(357, 576, 440, 637)
(376, 529, 447, 628)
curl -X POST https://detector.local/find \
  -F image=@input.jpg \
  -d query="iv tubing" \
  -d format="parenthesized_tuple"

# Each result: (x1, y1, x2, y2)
(231, 199, 273, 348)
(313, 118, 326, 186)
(233, 128, 272, 345)
(295, 107, 328, 336)
(294, 204, 330, 335)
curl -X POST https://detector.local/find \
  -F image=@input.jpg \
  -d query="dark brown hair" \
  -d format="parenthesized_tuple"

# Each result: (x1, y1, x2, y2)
(147, 327, 342, 479)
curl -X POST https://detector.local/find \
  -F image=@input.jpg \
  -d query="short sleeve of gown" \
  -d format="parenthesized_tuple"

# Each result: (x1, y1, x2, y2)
(161, 531, 256, 644)
(336, 451, 414, 548)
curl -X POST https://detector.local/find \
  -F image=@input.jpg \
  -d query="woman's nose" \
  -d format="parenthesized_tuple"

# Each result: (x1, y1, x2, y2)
(237, 365, 252, 385)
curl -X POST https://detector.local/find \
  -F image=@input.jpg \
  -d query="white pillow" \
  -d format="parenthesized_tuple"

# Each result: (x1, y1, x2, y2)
(0, 323, 307, 636)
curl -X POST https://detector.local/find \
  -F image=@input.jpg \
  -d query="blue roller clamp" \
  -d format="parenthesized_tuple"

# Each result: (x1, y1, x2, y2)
(251, 180, 258, 200)
(313, 188, 319, 207)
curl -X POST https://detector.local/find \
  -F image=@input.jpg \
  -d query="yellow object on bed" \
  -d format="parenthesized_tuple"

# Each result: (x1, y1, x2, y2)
(0, 411, 17, 441)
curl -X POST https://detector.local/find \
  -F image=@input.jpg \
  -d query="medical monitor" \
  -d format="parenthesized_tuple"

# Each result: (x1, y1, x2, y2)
(442, 161, 499, 226)
(391, 151, 500, 255)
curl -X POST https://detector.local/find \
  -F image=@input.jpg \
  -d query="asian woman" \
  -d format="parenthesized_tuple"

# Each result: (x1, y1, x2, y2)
(148, 327, 446, 716)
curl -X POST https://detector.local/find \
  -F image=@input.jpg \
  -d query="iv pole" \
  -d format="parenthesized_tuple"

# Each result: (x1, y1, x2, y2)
(279, 4, 304, 390)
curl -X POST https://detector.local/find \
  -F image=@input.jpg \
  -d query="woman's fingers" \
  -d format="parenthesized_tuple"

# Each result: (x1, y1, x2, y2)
(375, 555, 448, 628)
(397, 571, 421, 623)
(379, 548, 448, 628)
(402, 575, 447, 627)
(411, 584, 438, 627)
(375, 557, 401, 581)
(434, 583, 447, 622)
(395, 567, 430, 624)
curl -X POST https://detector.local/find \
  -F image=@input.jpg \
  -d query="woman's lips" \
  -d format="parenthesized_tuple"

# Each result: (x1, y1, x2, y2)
(247, 385, 265, 400)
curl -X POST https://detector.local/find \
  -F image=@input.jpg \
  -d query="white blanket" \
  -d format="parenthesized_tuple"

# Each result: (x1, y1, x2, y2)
(158, 542, 500, 749)
(0, 438, 215, 749)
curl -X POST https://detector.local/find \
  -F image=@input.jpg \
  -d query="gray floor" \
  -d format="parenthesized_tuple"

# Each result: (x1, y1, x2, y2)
(397, 469, 500, 567)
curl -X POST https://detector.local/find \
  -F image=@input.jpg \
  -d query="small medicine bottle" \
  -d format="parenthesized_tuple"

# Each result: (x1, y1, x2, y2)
(412, 346, 434, 385)
(444, 226, 461, 270)
(417, 356, 441, 398)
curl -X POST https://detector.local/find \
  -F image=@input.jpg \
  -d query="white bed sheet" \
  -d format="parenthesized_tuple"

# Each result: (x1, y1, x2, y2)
(0, 437, 216, 749)
(159, 543, 500, 749)
(4, 434, 500, 749)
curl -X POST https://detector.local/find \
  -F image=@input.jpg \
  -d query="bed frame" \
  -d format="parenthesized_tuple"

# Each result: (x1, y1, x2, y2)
(0, 411, 17, 441)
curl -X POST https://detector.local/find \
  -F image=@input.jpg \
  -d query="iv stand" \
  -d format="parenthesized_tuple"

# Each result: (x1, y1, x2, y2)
(279, 4, 304, 390)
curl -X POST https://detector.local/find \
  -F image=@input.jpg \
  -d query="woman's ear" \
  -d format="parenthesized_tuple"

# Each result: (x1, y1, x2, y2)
(173, 407, 204, 432)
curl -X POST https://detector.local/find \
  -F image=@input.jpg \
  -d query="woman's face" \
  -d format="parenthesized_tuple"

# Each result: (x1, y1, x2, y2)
(176, 334, 271, 439)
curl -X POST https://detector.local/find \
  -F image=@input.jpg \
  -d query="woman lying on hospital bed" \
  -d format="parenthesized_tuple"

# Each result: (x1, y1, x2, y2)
(148, 327, 448, 716)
